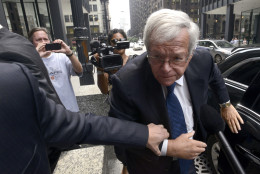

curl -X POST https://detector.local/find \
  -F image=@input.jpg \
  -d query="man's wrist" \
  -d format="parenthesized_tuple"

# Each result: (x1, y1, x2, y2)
(160, 139, 168, 156)
(219, 100, 231, 108)
(66, 52, 73, 57)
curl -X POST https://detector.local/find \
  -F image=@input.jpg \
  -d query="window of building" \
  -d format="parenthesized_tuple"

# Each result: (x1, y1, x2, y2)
(222, 21, 225, 33)
(90, 26, 99, 33)
(66, 26, 74, 34)
(64, 15, 73, 23)
(94, 15, 98, 21)
(93, 5, 97, 11)
(89, 5, 92, 12)
(70, 15, 73, 23)
(89, 15, 93, 21)
(2, 1, 51, 37)
(64, 15, 70, 22)
(89, 15, 98, 22)
(234, 19, 239, 32)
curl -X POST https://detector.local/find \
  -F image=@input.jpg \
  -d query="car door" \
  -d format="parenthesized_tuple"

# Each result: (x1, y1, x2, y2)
(207, 69, 260, 174)
(207, 59, 260, 110)
(232, 71, 260, 173)
(222, 59, 260, 106)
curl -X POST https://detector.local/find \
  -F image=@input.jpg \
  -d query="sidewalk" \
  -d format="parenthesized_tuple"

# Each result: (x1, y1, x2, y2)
(53, 69, 123, 174)
(71, 68, 101, 96)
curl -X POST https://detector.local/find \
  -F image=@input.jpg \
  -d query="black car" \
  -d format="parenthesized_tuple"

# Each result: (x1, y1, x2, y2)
(206, 48, 260, 174)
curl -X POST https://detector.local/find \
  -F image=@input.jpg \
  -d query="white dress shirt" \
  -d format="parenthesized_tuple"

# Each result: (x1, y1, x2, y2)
(161, 76, 194, 156)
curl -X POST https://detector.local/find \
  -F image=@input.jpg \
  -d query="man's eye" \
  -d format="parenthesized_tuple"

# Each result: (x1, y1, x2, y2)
(174, 57, 183, 61)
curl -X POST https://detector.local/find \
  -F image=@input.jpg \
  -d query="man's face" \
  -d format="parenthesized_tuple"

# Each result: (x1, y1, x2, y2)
(32, 31, 50, 47)
(148, 29, 192, 87)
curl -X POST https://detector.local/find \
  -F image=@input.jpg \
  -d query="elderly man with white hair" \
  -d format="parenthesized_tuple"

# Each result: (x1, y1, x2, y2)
(109, 9, 243, 174)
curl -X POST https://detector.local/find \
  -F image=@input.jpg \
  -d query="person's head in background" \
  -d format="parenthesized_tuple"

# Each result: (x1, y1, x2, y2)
(143, 9, 199, 87)
(107, 28, 127, 56)
(28, 27, 51, 47)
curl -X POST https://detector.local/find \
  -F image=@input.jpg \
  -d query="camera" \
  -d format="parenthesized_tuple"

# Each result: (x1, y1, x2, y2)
(90, 37, 130, 72)
(45, 43, 61, 51)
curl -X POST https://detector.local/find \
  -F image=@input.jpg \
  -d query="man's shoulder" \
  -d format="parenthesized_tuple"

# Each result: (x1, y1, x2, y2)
(191, 48, 213, 63)
(118, 52, 148, 76)
(0, 62, 33, 85)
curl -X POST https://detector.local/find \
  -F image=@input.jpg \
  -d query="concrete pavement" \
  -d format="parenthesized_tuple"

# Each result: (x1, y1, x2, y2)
(54, 67, 123, 174)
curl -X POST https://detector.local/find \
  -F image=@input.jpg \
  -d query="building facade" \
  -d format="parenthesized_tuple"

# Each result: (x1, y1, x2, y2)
(88, 0, 110, 39)
(128, 0, 260, 45)
(0, 0, 109, 44)
(129, 0, 166, 38)
(201, 0, 260, 44)
(128, 0, 200, 38)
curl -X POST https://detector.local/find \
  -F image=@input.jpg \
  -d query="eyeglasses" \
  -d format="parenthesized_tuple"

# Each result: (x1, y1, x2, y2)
(147, 55, 188, 66)
(110, 38, 126, 44)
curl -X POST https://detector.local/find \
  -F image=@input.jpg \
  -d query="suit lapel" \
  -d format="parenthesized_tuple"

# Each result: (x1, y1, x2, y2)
(185, 63, 205, 131)
(144, 58, 172, 134)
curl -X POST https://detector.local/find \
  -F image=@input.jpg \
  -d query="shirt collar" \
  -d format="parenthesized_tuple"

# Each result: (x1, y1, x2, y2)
(175, 76, 184, 86)
(0, 25, 3, 29)
(162, 76, 184, 98)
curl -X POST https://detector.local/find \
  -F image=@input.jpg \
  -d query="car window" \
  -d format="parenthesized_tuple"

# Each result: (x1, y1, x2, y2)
(240, 71, 260, 110)
(215, 41, 234, 48)
(207, 42, 214, 47)
(227, 61, 260, 86)
(198, 41, 204, 46)
(253, 94, 260, 114)
(250, 73, 260, 114)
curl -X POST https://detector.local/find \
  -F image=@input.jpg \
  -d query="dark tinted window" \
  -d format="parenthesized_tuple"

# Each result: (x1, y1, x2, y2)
(228, 61, 260, 86)
(253, 94, 260, 114)
(241, 72, 260, 112)
(251, 73, 260, 114)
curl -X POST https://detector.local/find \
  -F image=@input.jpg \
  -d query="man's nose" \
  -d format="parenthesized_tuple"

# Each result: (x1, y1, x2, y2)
(161, 60, 172, 72)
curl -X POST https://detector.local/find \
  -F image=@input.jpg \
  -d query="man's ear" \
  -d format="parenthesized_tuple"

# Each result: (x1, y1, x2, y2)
(187, 54, 193, 62)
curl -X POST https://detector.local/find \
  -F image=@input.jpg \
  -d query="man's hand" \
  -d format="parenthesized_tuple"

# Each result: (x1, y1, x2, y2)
(221, 104, 244, 133)
(36, 42, 51, 57)
(52, 39, 71, 55)
(166, 131, 207, 159)
(52, 39, 83, 74)
(146, 123, 169, 156)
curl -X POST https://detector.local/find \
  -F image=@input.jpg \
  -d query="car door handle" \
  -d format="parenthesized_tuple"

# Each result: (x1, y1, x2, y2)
(236, 144, 260, 165)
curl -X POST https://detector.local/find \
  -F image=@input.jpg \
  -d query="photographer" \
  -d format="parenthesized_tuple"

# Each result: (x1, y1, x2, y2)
(28, 27, 83, 112)
(95, 29, 136, 94)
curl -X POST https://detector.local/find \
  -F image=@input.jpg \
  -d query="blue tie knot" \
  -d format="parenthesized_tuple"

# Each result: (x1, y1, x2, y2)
(167, 82, 176, 94)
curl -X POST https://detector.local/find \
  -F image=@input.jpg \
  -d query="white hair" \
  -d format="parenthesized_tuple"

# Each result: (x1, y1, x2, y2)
(143, 9, 199, 56)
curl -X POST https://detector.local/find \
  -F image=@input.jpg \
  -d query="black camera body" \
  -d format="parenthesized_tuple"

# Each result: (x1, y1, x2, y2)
(45, 43, 61, 51)
(90, 39, 129, 72)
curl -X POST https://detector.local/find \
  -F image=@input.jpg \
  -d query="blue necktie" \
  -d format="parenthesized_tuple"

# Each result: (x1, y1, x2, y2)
(166, 83, 193, 174)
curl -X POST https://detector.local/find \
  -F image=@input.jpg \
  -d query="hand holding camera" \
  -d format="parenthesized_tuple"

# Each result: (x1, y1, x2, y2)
(45, 43, 61, 51)
(36, 39, 73, 58)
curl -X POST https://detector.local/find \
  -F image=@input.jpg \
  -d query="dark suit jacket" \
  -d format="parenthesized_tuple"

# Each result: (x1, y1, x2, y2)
(0, 26, 66, 171)
(109, 49, 229, 174)
(0, 62, 148, 174)
(0, 27, 62, 104)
